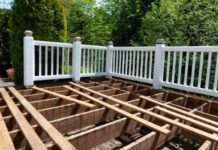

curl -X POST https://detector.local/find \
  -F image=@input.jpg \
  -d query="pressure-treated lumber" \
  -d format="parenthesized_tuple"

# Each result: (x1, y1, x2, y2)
(140, 95, 218, 127)
(32, 86, 95, 108)
(0, 111, 15, 150)
(64, 85, 170, 134)
(69, 82, 218, 142)
(155, 106, 218, 134)
(0, 88, 47, 150)
(8, 87, 76, 150)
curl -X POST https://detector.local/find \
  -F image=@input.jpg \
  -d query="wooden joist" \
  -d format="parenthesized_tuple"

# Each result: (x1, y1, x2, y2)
(8, 87, 76, 150)
(0, 88, 47, 150)
(0, 111, 15, 150)
(155, 106, 218, 134)
(68, 82, 218, 142)
(64, 85, 170, 135)
(32, 86, 95, 108)
(140, 95, 218, 127)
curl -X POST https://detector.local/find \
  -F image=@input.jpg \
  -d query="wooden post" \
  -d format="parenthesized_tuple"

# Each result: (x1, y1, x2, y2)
(23, 30, 34, 87)
(72, 37, 81, 81)
(106, 41, 113, 78)
(153, 38, 165, 89)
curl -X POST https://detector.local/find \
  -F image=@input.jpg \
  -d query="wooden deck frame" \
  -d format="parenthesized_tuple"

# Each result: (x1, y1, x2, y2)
(32, 86, 95, 108)
(0, 77, 218, 149)
(68, 82, 218, 142)
(8, 87, 76, 150)
(0, 88, 47, 150)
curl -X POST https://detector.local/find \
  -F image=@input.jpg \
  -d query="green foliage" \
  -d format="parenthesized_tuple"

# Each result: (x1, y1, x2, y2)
(10, 0, 67, 84)
(67, 0, 112, 45)
(138, 0, 218, 46)
(0, 9, 11, 76)
(110, 0, 143, 46)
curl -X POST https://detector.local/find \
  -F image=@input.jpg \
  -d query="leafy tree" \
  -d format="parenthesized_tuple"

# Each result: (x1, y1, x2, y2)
(10, 0, 67, 84)
(67, 0, 112, 45)
(111, 0, 143, 46)
(0, 9, 11, 77)
(138, 0, 218, 46)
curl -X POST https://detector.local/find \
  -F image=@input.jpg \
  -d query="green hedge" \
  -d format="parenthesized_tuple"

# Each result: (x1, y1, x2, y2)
(0, 9, 11, 77)
(10, 0, 67, 84)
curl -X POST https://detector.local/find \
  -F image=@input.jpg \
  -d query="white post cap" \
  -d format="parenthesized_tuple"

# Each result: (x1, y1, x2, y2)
(24, 30, 33, 37)
(108, 41, 113, 46)
(74, 37, 81, 42)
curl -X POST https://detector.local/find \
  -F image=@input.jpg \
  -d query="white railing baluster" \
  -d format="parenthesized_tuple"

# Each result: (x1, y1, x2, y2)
(213, 53, 218, 91)
(101, 50, 104, 72)
(184, 52, 189, 85)
(198, 52, 204, 88)
(82, 49, 85, 73)
(172, 52, 176, 83)
(190, 52, 196, 87)
(116, 51, 118, 73)
(140, 51, 144, 78)
(56, 47, 59, 75)
(67, 47, 70, 74)
(122, 51, 125, 74)
(149, 51, 153, 79)
(119, 51, 121, 74)
(112, 51, 115, 73)
(166, 52, 170, 82)
(129, 51, 132, 75)
(45, 46, 48, 76)
(39, 46, 42, 76)
(98, 50, 100, 72)
(145, 51, 148, 78)
(51, 46, 54, 75)
(132, 51, 136, 76)
(91, 49, 93, 73)
(178, 51, 182, 84)
(136, 51, 140, 77)
(87, 49, 90, 73)
(61, 47, 64, 75)
(95, 49, 97, 73)
(125, 51, 128, 75)
(205, 52, 212, 89)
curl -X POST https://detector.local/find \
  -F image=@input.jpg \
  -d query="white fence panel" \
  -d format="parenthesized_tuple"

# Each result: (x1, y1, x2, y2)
(110, 47, 156, 84)
(80, 45, 107, 77)
(161, 47, 218, 97)
(34, 41, 74, 81)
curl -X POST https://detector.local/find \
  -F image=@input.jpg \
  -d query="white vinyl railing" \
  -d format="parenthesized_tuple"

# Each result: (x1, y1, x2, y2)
(23, 31, 218, 97)
(161, 47, 218, 97)
(80, 45, 107, 77)
(110, 47, 155, 84)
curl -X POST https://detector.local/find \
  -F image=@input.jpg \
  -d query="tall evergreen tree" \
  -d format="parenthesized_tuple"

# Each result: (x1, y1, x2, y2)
(0, 9, 11, 77)
(10, 0, 67, 84)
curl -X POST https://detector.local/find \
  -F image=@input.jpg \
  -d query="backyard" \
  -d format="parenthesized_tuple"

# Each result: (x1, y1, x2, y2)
(0, 0, 218, 150)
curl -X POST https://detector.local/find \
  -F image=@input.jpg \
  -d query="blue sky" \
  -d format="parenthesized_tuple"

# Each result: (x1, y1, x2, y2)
(1, 0, 13, 9)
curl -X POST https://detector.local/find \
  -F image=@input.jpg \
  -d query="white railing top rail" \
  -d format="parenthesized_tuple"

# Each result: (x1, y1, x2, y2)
(111, 46, 155, 51)
(81, 44, 107, 50)
(34, 40, 73, 47)
(162, 46, 218, 52)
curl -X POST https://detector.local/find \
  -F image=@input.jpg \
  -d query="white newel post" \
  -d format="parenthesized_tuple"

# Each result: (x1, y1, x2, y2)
(24, 30, 34, 87)
(72, 37, 81, 81)
(106, 41, 113, 78)
(153, 38, 165, 89)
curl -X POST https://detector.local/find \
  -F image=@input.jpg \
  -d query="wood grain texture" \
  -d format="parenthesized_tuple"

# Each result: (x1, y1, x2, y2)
(8, 87, 76, 150)
(0, 88, 47, 150)
(32, 86, 95, 108)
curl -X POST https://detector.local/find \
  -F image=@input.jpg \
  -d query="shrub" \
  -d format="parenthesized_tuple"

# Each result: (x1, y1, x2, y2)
(10, 0, 67, 84)
(0, 9, 11, 77)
